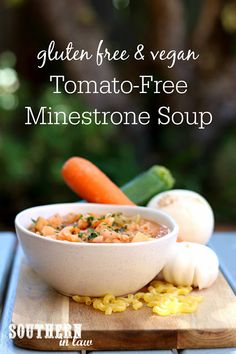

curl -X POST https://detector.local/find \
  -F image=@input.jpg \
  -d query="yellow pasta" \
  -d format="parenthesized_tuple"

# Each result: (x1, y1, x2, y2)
(103, 294, 115, 304)
(132, 299, 143, 310)
(134, 292, 145, 300)
(72, 295, 92, 305)
(72, 280, 203, 316)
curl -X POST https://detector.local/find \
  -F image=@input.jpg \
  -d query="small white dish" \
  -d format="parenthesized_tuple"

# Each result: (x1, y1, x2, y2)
(15, 203, 178, 297)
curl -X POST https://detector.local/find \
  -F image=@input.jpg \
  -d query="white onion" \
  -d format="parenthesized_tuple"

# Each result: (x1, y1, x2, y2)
(147, 189, 214, 244)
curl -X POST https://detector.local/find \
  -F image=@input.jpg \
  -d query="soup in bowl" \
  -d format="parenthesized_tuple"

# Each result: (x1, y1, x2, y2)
(15, 203, 178, 297)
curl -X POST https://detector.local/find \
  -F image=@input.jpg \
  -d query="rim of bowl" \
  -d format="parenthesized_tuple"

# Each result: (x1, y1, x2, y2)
(15, 203, 178, 247)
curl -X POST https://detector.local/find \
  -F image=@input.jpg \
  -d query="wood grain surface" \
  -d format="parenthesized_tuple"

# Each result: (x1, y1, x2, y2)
(12, 258, 236, 351)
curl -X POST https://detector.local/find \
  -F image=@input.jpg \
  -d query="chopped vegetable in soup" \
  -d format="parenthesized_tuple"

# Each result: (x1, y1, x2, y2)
(29, 212, 169, 243)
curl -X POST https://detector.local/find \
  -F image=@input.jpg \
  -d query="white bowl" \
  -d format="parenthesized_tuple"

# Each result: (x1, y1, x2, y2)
(15, 203, 178, 297)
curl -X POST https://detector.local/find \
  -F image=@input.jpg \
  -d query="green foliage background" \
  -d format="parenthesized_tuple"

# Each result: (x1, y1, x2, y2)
(0, 0, 236, 229)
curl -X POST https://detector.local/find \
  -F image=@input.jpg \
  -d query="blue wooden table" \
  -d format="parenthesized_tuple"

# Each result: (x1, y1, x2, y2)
(0, 232, 235, 354)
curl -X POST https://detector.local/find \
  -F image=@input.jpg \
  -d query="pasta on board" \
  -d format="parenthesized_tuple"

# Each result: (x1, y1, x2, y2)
(72, 280, 203, 316)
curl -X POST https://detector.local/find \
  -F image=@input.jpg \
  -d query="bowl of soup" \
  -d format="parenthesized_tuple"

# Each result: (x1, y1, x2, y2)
(15, 203, 178, 296)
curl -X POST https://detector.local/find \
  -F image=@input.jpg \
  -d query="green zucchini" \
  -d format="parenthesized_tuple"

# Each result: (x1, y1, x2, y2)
(121, 165, 174, 205)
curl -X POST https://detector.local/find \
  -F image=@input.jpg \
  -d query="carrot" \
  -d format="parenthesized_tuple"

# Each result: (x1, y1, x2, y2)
(62, 157, 135, 205)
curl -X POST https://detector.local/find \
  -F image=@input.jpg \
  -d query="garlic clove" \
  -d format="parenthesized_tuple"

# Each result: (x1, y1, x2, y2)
(161, 242, 219, 289)
(162, 243, 195, 286)
(194, 246, 219, 289)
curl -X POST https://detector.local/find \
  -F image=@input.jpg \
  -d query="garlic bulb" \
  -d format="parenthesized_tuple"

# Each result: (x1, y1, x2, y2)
(161, 242, 219, 289)
(147, 189, 214, 244)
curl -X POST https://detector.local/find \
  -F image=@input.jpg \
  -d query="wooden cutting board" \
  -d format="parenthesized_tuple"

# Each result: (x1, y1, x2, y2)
(12, 257, 236, 351)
